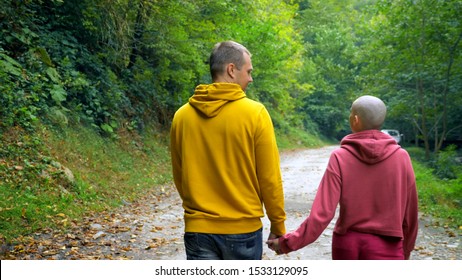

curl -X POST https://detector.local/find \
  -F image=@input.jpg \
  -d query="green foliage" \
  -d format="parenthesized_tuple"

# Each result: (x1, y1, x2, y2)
(0, 126, 79, 239)
(0, 51, 41, 130)
(243, 0, 306, 111)
(413, 159, 462, 228)
(294, 0, 361, 138)
(408, 145, 462, 180)
(433, 145, 461, 180)
(406, 147, 428, 162)
(0, 1, 124, 135)
(275, 125, 326, 150)
(0, 124, 172, 241)
(357, 0, 462, 154)
(2, 0, 458, 146)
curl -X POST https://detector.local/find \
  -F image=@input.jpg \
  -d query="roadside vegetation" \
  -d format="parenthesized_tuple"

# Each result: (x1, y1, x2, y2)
(0, 124, 172, 241)
(408, 147, 462, 229)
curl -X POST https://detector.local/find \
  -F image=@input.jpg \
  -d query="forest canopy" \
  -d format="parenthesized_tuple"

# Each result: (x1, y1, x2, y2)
(1, 0, 461, 157)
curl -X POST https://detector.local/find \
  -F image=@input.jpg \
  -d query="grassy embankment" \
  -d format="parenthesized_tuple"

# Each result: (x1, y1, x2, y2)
(0, 124, 171, 242)
(0, 124, 460, 243)
(407, 147, 462, 229)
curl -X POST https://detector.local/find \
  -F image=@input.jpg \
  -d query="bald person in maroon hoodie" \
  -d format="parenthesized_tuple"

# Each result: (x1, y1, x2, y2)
(267, 95, 418, 260)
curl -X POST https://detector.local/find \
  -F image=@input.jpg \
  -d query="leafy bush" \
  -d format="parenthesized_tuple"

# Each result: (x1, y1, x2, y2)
(433, 145, 460, 180)
(0, 1, 128, 136)
(406, 147, 428, 162)
(412, 153, 462, 228)
(406, 146, 462, 227)
(0, 51, 41, 131)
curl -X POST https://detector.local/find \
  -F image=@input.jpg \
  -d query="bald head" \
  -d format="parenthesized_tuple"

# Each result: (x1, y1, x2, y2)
(350, 95, 387, 131)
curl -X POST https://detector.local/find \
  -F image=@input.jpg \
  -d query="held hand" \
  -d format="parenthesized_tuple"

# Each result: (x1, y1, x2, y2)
(267, 232, 278, 241)
(266, 232, 278, 251)
(266, 236, 282, 255)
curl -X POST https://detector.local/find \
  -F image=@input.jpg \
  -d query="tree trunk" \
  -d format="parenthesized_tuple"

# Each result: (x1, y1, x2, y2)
(435, 31, 462, 153)
(418, 77, 430, 159)
(127, 0, 146, 69)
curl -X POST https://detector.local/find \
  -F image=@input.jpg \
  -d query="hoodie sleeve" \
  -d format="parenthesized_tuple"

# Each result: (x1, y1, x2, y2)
(402, 155, 419, 259)
(255, 107, 286, 236)
(279, 153, 341, 253)
(170, 111, 183, 198)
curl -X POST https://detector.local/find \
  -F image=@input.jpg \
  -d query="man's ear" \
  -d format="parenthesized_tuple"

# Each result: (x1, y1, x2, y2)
(226, 63, 235, 79)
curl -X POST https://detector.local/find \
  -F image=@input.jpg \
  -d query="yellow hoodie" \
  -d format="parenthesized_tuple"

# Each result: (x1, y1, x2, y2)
(170, 83, 286, 236)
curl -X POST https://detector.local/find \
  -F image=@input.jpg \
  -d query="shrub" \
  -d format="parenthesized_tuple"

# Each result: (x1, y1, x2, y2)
(434, 145, 460, 180)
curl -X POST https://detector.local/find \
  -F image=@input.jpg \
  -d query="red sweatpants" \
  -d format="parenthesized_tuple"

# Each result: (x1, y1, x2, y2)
(332, 231, 404, 260)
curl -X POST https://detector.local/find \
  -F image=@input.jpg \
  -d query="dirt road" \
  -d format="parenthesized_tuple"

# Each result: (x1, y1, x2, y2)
(3, 146, 460, 260)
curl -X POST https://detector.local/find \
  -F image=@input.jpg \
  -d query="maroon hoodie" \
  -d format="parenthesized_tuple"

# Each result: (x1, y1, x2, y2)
(279, 130, 418, 259)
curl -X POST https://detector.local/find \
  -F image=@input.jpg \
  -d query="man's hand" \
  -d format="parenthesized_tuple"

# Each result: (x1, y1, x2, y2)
(267, 232, 278, 241)
(266, 233, 282, 254)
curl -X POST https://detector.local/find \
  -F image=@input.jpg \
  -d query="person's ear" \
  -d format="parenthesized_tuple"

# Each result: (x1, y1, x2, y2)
(226, 63, 236, 79)
(350, 114, 360, 132)
(353, 115, 364, 131)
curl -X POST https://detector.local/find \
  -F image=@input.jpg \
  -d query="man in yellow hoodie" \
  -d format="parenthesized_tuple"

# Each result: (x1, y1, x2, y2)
(170, 41, 286, 260)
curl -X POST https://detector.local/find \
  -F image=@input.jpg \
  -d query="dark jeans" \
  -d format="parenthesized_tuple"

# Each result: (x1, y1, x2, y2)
(184, 228, 263, 260)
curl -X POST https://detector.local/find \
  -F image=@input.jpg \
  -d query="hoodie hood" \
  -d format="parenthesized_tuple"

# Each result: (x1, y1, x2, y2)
(340, 130, 400, 164)
(189, 83, 246, 117)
